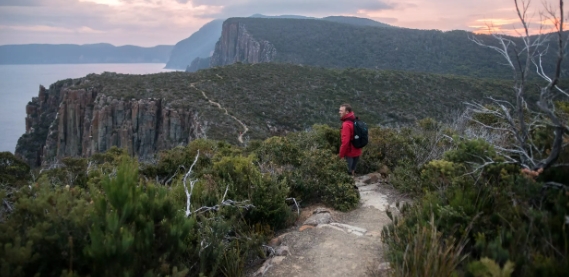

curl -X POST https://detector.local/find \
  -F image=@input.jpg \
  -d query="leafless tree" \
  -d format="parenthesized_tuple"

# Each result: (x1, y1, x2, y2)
(182, 150, 254, 217)
(467, 0, 568, 181)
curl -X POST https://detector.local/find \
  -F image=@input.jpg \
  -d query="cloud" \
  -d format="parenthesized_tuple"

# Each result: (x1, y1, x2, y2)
(0, 0, 46, 6)
(190, 0, 395, 18)
(0, 0, 564, 46)
(0, 24, 104, 33)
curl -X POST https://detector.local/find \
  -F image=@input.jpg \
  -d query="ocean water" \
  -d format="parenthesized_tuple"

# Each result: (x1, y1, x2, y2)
(0, 63, 176, 153)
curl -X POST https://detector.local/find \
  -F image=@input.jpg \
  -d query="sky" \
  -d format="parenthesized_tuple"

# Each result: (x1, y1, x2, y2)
(0, 0, 567, 47)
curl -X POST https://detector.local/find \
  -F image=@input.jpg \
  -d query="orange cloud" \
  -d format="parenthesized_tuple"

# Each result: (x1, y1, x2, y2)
(79, 0, 122, 6)
(471, 17, 569, 36)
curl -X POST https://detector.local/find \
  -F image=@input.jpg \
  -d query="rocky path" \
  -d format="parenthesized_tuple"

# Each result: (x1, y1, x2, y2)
(190, 82, 249, 144)
(250, 174, 407, 277)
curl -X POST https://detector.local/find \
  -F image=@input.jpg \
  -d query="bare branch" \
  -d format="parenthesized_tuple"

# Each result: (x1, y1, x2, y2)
(543, 181, 569, 190)
(2, 199, 13, 212)
(182, 150, 200, 217)
(286, 197, 300, 216)
(469, 0, 568, 174)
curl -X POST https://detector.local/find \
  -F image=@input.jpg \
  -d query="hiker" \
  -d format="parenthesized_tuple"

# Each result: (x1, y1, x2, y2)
(338, 104, 362, 176)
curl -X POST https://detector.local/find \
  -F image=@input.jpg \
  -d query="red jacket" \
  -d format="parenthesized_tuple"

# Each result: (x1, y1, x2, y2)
(339, 112, 362, 158)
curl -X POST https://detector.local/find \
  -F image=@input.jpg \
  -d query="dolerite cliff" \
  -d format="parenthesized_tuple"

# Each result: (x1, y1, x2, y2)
(186, 57, 211, 72)
(210, 20, 277, 67)
(16, 79, 204, 167)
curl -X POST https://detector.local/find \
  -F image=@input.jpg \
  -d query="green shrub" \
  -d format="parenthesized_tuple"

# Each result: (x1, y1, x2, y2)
(382, 136, 569, 277)
(252, 129, 360, 211)
(85, 158, 193, 276)
(0, 152, 30, 187)
(0, 177, 93, 276)
(383, 214, 469, 277)
(288, 148, 359, 211)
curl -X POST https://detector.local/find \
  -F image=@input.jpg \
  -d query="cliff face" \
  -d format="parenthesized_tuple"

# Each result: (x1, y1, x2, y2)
(210, 21, 277, 67)
(16, 81, 204, 167)
(186, 57, 211, 72)
(165, 19, 224, 69)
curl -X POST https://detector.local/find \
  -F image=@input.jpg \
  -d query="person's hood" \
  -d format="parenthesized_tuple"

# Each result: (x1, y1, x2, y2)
(341, 112, 355, 121)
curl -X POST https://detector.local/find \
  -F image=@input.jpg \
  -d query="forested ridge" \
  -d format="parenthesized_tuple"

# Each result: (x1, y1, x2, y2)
(222, 17, 568, 79)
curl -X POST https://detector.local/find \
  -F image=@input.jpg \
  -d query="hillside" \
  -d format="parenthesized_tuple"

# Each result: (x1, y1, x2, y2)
(165, 15, 392, 70)
(164, 19, 224, 69)
(0, 43, 173, 64)
(322, 16, 392, 27)
(210, 18, 568, 79)
(16, 63, 519, 166)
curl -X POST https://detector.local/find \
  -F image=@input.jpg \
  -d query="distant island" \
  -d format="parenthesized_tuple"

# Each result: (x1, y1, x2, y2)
(0, 43, 174, 64)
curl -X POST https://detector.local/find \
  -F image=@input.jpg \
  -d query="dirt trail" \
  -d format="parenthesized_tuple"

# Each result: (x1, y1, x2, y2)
(249, 174, 406, 277)
(190, 82, 249, 144)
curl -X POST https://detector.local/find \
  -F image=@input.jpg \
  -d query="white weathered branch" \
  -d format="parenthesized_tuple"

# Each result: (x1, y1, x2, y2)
(182, 150, 200, 217)
(467, 0, 568, 174)
(544, 181, 569, 190)
(286, 197, 300, 216)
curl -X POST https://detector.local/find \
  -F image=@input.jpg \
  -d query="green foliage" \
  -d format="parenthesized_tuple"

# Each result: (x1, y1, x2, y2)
(0, 177, 93, 276)
(468, 258, 515, 277)
(3, 123, 365, 276)
(384, 214, 468, 277)
(389, 160, 424, 195)
(381, 134, 569, 277)
(252, 127, 360, 211)
(19, 63, 520, 160)
(85, 158, 193, 276)
(224, 18, 567, 79)
(0, 152, 30, 187)
(141, 139, 238, 182)
(253, 136, 302, 167)
(38, 157, 90, 188)
(249, 176, 291, 229)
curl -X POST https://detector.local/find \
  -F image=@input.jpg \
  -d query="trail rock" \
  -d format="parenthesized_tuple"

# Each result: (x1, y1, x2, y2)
(298, 225, 314, 232)
(272, 256, 286, 265)
(275, 246, 289, 256)
(303, 212, 332, 226)
(367, 173, 382, 184)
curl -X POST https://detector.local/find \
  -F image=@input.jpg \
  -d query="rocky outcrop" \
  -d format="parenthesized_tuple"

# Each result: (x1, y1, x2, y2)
(165, 19, 224, 70)
(16, 81, 204, 167)
(186, 57, 211, 72)
(210, 21, 277, 67)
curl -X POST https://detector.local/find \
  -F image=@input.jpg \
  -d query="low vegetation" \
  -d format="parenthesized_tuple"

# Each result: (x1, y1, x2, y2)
(3, 100, 569, 275)
(0, 124, 359, 276)
(223, 17, 567, 79)
(379, 112, 569, 276)
(74, 63, 518, 142)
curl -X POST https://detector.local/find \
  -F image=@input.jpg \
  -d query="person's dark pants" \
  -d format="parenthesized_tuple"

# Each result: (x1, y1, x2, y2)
(346, 156, 359, 175)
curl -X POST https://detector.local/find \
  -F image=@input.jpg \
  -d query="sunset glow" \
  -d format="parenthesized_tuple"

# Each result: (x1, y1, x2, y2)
(0, 0, 566, 46)
(79, 0, 122, 6)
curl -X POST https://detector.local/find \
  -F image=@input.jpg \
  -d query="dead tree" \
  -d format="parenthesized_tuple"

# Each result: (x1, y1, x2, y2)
(467, 0, 568, 180)
(182, 150, 254, 217)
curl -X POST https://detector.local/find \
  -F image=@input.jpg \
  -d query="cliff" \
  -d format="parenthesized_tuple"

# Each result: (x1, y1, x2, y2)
(165, 19, 224, 70)
(206, 18, 568, 79)
(186, 57, 211, 72)
(210, 20, 277, 67)
(16, 79, 204, 167)
(14, 64, 519, 167)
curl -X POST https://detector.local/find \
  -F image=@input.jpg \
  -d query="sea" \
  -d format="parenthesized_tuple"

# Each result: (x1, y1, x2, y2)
(0, 63, 176, 153)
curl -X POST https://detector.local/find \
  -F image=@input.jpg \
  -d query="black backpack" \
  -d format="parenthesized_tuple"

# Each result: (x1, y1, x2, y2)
(351, 117, 368, 148)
